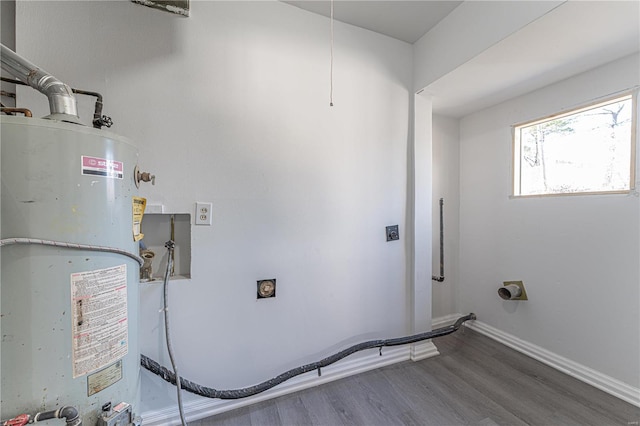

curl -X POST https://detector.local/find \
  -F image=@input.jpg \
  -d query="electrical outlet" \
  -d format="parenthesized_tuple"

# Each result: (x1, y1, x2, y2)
(195, 202, 212, 225)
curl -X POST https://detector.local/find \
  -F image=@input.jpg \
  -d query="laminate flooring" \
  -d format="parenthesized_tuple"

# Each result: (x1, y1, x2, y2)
(190, 327, 640, 425)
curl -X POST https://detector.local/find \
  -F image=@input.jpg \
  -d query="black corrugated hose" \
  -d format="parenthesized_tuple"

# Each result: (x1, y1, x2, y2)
(141, 312, 476, 400)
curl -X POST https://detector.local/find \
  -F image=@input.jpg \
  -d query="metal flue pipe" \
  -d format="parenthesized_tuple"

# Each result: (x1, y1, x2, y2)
(0, 43, 78, 121)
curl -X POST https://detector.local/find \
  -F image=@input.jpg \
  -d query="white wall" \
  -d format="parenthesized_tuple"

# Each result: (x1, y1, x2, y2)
(431, 114, 460, 318)
(1, 0, 16, 110)
(0, 1, 14, 50)
(459, 53, 640, 388)
(411, 93, 434, 340)
(14, 0, 415, 417)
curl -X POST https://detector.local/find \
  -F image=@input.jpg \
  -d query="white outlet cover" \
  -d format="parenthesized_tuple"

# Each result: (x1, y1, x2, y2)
(195, 202, 212, 225)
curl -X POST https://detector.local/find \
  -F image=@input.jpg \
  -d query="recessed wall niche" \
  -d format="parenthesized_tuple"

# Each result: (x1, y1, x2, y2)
(139, 213, 191, 281)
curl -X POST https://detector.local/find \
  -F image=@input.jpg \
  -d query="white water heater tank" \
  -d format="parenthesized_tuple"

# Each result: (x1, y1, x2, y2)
(1, 115, 141, 424)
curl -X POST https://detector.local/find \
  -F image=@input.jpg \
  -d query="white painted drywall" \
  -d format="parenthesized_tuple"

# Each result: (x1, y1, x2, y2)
(421, 1, 639, 118)
(431, 115, 460, 318)
(0, 0, 16, 112)
(14, 0, 415, 416)
(459, 53, 640, 388)
(0, 1, 14, 49)
(412, 93, 434, 338)
(0, 0, 14, 50)
(413, 0, 563, 91)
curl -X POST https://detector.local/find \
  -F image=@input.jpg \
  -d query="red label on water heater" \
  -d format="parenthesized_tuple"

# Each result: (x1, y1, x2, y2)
(81, 156, 123, 179)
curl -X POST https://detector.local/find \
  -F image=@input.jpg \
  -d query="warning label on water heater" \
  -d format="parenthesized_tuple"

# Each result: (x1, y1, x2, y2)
(71, 265, 128, 378)
(81, 155, 123, 179)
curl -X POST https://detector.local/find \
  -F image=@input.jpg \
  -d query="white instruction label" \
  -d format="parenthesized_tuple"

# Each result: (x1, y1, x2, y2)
(87, 360, 123, 396)
(71, 265, 128, 378)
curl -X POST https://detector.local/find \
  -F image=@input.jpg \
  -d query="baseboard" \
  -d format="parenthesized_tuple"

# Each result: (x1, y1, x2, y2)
(141, 346, 411, 425)
(432, 313, 464, 328)
(465, 319, 640, 408)
(410, 340, 440, 361)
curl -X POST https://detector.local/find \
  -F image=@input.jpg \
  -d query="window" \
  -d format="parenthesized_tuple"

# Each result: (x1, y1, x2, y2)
(512, 93, 636, 197)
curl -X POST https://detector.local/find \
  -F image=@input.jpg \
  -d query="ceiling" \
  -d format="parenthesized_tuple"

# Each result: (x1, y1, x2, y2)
(283, 1, 462, 44)
(283, 1, 640, 118)
(426, 1, 640, 117)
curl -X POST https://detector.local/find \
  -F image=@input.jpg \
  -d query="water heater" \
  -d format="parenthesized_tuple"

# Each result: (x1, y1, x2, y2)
(1, 115, 142, 425)
(1, 41, 144, 426)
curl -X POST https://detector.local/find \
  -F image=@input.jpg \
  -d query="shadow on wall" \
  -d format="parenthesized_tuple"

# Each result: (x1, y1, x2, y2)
(16, 0, 183, 79)
(12, 0, 186, 123)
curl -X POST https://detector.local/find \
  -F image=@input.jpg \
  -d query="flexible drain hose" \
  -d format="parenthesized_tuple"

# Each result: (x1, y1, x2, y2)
(0, 238, 144, 266)
(141, 312, 476, 400)
(161, 241, 187, 426)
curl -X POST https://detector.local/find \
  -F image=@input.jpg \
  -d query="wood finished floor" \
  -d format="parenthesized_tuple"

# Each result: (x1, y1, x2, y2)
(190, 328, 640, 425)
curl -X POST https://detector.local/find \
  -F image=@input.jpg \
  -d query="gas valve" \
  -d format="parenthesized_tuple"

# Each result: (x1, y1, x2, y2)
(134, 165, 155, 188)
(97, 402, 140, 426)
(94, 115, 113, 128)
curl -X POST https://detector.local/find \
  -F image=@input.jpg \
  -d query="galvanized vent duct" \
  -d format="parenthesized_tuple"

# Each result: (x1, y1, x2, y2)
(0, 43, 79, 121)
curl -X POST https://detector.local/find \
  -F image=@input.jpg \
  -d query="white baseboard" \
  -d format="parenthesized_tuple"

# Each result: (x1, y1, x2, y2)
(410, 340, 440, 361)
(432, 313, 464, 328)
(141, 346, 411, 425)
(463, 319, 640, 408)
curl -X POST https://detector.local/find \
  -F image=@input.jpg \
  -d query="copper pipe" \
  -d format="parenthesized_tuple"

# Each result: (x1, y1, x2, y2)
(1, 107, 32, 117)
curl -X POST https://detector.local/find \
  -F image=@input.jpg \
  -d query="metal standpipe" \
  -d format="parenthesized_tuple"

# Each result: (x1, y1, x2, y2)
(432, 197, 445, 282)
